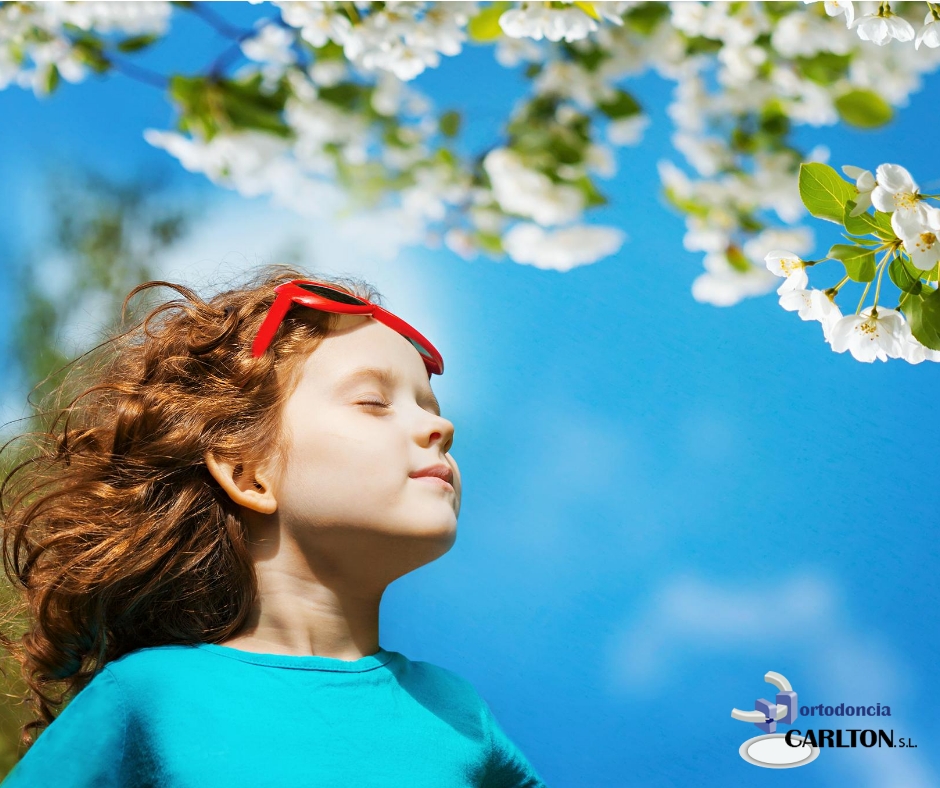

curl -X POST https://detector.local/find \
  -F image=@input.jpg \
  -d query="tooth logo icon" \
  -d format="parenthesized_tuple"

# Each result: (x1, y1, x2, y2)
(731, 671, 820, 769)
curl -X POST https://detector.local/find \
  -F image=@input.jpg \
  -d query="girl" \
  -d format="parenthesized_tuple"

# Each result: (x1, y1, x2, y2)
(0, 265, 546, 787)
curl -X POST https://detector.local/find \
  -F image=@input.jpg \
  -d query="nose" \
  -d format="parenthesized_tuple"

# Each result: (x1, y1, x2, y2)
(422, 413, 454, 453)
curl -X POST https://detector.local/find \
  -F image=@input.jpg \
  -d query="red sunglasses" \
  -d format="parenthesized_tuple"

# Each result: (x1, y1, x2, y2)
(250, 279, 444, 376)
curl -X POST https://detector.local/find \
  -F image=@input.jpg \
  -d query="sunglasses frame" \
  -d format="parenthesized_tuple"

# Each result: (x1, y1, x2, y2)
(250, 279, 444, 376)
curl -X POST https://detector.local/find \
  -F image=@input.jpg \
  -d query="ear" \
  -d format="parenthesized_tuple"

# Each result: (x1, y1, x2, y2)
(204, 451, 278, 515)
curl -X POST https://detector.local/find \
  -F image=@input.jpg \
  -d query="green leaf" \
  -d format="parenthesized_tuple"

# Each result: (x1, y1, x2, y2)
(217, 75, 292, 138)
(73, 40, 111, 73)
(662, 185, 709, 218)
(169, 74, 213, 135)
(888, 257, 923, 295)
(116, 34, 160, 53)
(726, 246, 751, 273)
(730, 126, 755, 154)
(572, 175, 607, 208)
(843, 199, 872, 236)
(563, 40, 608, 72)
(843, 202, 897, 241)
(758, 101, 789, 137)
(474, 230, 504, 255)
(435, 147, 456, 166)
(794, 51, 852, 86)
(835, 89, 893, 129)
(624, 2, 670, 35)
(899, 285, 940, 351)
(573, 1, 601, 20)
(841, 232, 881, 247)
(44, 64, 60, 95)
(468, 3, 510, 41)
(597, 90, 641, 120)
(873, 210, 894, 240)
(684, 35, 723, 55)
(910, 257, 940, 282)
(827, 243, 876, 282)
(317, 81, 361, 108)
(799, 162, 855, 224)
(439, 110, 461, 137)
(313, 40, 345, 60)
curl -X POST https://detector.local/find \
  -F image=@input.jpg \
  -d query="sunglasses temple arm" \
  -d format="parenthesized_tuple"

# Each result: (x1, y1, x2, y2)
(251, 292, 294, 358)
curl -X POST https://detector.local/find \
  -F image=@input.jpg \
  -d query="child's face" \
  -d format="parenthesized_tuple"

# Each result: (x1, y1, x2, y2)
(269, 313, 460, 581)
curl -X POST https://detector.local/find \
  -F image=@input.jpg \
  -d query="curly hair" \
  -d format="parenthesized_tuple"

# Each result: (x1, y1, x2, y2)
(0, 263, 385, 750)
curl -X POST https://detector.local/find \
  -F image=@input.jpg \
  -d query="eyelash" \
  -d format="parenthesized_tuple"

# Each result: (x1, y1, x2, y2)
(358, 399, 391, 409)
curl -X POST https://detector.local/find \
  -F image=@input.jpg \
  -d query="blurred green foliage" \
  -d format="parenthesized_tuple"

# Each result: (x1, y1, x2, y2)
(0, 164, 199, 775)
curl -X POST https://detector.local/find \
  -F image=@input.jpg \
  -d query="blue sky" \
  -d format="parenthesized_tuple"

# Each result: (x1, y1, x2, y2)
(1, 4, 939, 786)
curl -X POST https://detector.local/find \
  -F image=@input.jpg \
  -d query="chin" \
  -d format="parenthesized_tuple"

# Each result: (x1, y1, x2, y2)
(412, 513, 458, 543)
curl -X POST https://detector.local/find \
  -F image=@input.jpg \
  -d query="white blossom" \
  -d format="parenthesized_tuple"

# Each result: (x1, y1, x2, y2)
(841, 164, 877, 216)
(849, 5, 915, 45)
(717, 44, 768, 85)
(668, 1, 769, 46)
(336, 2, 471, 81)
(494, 35, 545, 67)
(308, 58, 348, 87)
(443, 228, 477, 260)
(764, 249, 806, 279)
(29, 37, 87, 91)
(829, 305, 906, 362)
(584, 143, 617, 179)
(915, 10, 940, 50)
(607, 115, 650, 146)
(691, 250, 778, 306)
(898, 320, 940, 363)
(895, 205, 940, 271)
(142, 128, 292, 198)
(744, 227, 815, 266)
(776, 266, 810, 294)
(773, 11, 847, 57)
(275, 2, 351, 49)
(241, 21, 297, 66)
(803, 0, 856, 28)
(39, 1, 171, 35)
(483, 148, 584, 226)
(9, 0, 938, 315)
(500, 3, 598, 43)
(502, 222, 626, 271)
(778, 287, 842, 343)
(870, 163, 929, 236)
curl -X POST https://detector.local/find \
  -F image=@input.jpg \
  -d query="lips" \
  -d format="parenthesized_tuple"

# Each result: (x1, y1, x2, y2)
(409, 463, 454, 485)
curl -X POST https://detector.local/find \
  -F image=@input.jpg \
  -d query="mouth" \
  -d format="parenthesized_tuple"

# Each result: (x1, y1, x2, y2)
(412, 476, 455, 492)
(409, 463, 454, 486)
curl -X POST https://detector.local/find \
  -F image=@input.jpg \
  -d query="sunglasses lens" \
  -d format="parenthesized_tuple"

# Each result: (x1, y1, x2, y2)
(293, 282, 438, 369)
(406, 337, 433, 360)
(295, 283, 369, 306)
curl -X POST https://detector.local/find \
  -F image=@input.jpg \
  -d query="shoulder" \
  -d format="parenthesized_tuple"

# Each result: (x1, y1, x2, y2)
(395, 654, 486, 705)
(102, 643, 209, 696)
(106, 643, 204, 674)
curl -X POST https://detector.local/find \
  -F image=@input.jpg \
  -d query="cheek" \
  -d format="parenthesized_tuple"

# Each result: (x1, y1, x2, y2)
(279, 416, 407, 508)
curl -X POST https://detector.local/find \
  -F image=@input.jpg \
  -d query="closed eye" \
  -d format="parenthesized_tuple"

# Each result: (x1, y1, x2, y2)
(357, 400, 390, 409)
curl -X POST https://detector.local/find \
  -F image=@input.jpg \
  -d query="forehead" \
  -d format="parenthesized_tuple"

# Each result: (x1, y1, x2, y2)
(295, 317, 440, 409)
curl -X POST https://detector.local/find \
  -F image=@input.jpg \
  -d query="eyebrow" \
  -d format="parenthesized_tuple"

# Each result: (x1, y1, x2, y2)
(337, 366, 441, 416)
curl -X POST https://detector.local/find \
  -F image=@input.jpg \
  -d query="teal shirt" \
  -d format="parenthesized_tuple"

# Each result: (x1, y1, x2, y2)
(1, 644, 546, 787)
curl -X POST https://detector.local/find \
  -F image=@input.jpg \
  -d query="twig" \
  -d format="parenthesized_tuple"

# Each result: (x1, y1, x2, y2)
(107, 55, 169, 90)
(185, 2, 252, 40)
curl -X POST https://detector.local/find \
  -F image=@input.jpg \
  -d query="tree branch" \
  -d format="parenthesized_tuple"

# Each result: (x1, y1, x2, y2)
(107, 55, 169, 90)
(185, 2, 253, 40)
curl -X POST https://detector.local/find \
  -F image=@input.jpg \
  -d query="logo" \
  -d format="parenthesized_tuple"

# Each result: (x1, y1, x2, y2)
(731, 671, 820, 769)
